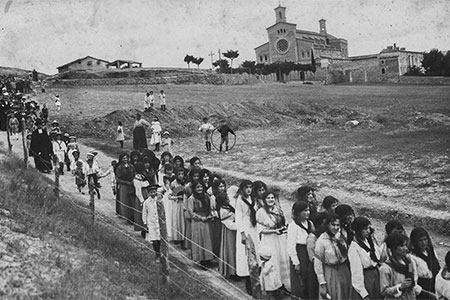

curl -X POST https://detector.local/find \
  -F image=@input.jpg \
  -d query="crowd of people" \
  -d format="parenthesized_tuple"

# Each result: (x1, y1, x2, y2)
(87, 144, 450, 300)
(2, 79, 450, 300)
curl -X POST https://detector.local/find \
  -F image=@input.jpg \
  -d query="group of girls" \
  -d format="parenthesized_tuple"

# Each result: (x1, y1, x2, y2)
(287, 190, 449, 300)
(112, 148, 450, 300)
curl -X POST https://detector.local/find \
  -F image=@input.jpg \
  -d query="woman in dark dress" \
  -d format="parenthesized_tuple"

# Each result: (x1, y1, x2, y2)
(29, 118, 53, 173)
(132, 113, 150, 150)
(115, 152, 135, 222)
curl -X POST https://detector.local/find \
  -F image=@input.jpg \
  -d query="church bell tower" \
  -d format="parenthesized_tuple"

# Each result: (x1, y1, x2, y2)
(275, 4, 286, 23)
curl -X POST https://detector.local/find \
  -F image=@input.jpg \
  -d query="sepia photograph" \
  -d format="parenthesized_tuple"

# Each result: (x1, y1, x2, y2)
(0, 0, 449, 299)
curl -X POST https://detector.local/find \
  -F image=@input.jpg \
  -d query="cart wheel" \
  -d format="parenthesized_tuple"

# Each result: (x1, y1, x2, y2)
(211, 128, 236, 151)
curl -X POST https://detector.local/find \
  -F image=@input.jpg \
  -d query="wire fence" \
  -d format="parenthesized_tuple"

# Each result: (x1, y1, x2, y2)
(10, 137, 301, 300)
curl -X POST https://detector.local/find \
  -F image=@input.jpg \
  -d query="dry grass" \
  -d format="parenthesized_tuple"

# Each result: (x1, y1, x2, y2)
(0, 152, 228, 299)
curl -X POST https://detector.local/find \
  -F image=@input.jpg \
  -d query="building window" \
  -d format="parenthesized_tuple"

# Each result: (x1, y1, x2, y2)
(279, 12, 282, 20)
(276, 39, 289, 53)
(381, 68, 386, 74)
(260, 56, 263, 62)
(301, 50, 305, 58)
(307, 50, 310, 57)
(264, 55, 268, 61)
(381, 60, 385, 65)
(87, 60, 92, 66)
(97, 60, 101, 65)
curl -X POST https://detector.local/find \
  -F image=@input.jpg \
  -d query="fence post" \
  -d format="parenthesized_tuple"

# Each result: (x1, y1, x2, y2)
(156, 196, 169, 284)
(6, 115, 12, 152)
(54, 165, 60, 199)
(88, 177, 95, 224)
(246, 234, 262, 300)
(21, 117, 28, 168)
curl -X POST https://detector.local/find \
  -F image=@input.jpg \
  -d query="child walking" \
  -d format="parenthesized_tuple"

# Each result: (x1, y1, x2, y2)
(74, 161, 87, 194)
(142, 184, 162, 261)
(198, 117, 214, 152)
(160, 131, 174, 153)
(116, 121, 125, 148)
(8, 114, 19, 140)
(54, 95, 61, 111)
(158, 90, 166, 111)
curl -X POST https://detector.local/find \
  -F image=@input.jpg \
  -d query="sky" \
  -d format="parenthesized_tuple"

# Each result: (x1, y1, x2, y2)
(0, 0, 449, 74)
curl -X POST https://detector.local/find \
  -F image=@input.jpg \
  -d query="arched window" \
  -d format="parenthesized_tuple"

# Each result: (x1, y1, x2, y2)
(279, 12, 282, 20)
(264, 55, 268, 61)
(307, 50, 310, 57)
(381, 68, 386, 74)
(260, 56, 263, 62)
(301, 50, 305, 58)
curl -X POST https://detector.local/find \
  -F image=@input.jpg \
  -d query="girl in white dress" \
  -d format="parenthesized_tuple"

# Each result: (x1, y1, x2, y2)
(235, 179, 258, 295)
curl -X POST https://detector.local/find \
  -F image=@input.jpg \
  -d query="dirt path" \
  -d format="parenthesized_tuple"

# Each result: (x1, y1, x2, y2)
(0, 133, 251, 300)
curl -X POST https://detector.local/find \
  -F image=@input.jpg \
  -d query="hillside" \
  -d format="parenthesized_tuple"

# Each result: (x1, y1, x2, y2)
(0, 66, 48, 78)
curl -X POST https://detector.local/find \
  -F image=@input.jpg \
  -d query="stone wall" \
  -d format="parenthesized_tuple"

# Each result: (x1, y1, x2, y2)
(49, 73, 261, 86)
(399, 76, 450, 85)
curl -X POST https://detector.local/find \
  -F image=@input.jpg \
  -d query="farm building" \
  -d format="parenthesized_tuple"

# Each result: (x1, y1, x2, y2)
(107, 60, 142, 69)
(328, 44, 424, 83)
(254, 4, 348, 68)
(57, 56, 110, 73)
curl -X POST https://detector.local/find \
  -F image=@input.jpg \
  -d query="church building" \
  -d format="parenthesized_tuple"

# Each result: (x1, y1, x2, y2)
(255, 5, 348, 68)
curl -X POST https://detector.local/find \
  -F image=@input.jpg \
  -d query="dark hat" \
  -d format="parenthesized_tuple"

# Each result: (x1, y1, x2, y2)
(148, 184, 161, 191)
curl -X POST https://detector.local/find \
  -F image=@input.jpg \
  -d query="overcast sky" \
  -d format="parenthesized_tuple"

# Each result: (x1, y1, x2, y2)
(0, 0, 448, 74)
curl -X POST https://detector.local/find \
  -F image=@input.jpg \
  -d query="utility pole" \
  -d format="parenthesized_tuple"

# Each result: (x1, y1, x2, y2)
(218, 49, 222, 73)
(208, 51, 215, 71)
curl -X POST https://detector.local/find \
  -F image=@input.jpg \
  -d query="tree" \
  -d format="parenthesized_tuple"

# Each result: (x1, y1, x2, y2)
(223, 50, 239, 74)
(241, 60, 256, 74)
(311, 50, 316, 73)
(192, 57, 204, 69)
(184, 54, 194, 69)
(404, 66, 423, 76)
(213, 59, 229, 73)
(422, 49, 443, 76)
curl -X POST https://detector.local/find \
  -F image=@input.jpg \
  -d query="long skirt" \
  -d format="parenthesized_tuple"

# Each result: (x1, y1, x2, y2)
(134, 188, 148, 231)
(260, 232, 290, 291)
(290, 244, 309, 298)
(34, 155, 52, 172)
(352, 268, 381, 300)
(133, 126, 147, 150)
(184, 217, 192, 250)
(236, 226, 259, 277)
(219, 226, 236, 277)
(323, 263, 352, 300)
(211, 217, 222, 257)
(191, 220, 214, 262)
(162, 192, 173, 241)
(307, 258, 319, 300)
(171, 200, 185, 241)
(117, 183, 134, 223)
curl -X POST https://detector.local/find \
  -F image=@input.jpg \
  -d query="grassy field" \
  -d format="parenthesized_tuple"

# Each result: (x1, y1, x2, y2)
(38, 82, 450, 224)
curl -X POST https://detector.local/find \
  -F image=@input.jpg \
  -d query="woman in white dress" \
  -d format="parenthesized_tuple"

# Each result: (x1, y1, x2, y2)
(256, 190, 290, 291)
(235, 179, 258, 295)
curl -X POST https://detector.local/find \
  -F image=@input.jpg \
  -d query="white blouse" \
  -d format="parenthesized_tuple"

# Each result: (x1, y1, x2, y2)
(287, 220, 309, 266)
(348, 240, 381, 298)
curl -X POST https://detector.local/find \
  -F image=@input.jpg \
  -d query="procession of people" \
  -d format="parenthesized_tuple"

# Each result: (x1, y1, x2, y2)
(1, 79, 450, 300)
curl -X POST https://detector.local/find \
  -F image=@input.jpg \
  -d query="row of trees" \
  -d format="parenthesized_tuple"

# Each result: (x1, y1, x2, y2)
(184, 49, 317, 77)
(406, 49, 450, 77)
(184, 55, 204, 69)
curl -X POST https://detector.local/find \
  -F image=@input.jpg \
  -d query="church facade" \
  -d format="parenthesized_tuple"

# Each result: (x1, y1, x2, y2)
(254, 5, 348, 68)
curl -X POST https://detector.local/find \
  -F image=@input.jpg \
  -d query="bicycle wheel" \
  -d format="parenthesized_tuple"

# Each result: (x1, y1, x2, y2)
(211, 128, 236, 151)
